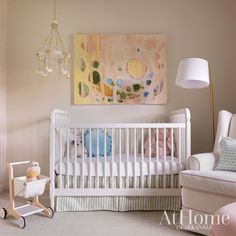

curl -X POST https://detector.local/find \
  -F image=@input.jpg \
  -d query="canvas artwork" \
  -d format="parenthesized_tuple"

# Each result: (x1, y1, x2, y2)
(74, 34, 167, 105)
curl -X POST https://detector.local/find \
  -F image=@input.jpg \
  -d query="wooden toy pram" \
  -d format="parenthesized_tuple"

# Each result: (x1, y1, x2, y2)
(0, 161, 54, 228)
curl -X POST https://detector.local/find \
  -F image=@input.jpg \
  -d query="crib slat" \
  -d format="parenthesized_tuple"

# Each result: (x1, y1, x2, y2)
(136, 128, 139, 156)
(126, 128, 129, 188)
(124, 128, 126, 154)
(178, 128, 181, 164)
(131, 129, 133, 155)
(156, 128, 159, 189)
(59, 128, 62, 190)
(67, 128, 70, 189)
(148, 128, 151, 188)
(74, 128, 77, 189)
(171, 128, 174, 189)
(104, 128, 107, 189)
(96, 128, 99, 188)
(134, 128, 137, 188)
(119, 128, 122, 188)
(89, 128, 92, 188)
(183, 126, 186, 164)
(111, 128, 114, 188)
(182, 127, 184, 164)
(163, 128, 166, 189)
(81, 128, 84, 189)
(178, 128, 182, 188)
(141, 128, 144, 188)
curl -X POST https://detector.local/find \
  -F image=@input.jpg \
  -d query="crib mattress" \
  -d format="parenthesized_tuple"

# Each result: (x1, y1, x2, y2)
(55, 154, 185, 177)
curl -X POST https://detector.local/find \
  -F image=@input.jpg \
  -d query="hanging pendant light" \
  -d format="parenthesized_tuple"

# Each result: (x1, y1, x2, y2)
(36, 0, 70, 79)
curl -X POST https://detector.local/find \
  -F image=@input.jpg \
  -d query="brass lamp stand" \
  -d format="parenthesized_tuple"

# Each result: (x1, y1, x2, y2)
(210, 82, 215, 149)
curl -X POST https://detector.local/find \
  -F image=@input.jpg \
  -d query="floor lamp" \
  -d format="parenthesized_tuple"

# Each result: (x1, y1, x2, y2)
(175, 58, 215, 149)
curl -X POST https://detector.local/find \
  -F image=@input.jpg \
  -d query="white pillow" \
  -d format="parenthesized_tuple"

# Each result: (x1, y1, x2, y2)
(215, 137, 236, 171)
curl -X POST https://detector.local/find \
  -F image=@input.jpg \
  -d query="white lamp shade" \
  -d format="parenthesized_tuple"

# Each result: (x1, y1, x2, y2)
(176, 58, 210, 89)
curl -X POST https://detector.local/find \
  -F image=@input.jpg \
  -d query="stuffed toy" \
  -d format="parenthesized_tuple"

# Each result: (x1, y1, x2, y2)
(70, 133, 88, 158)
(144, 128, 176, 158)
(27, 160, 41, 182)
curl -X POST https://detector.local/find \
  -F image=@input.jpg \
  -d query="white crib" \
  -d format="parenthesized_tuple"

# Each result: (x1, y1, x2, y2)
(49, 108, 191, 211)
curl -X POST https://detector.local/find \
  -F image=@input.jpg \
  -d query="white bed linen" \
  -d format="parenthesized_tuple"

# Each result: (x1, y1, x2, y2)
(55, 154, 185, 177)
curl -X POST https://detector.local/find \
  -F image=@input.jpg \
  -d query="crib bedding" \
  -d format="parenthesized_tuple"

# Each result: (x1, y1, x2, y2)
(55, 175, 181, 211)
(54, 154, 184, 177)
(56, 196, 181, 212)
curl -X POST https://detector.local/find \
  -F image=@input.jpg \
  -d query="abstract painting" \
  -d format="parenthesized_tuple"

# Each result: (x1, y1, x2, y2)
(74, 34, 167, 105)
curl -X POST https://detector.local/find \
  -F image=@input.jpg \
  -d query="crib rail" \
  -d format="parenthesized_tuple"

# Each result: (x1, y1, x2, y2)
(54, 123, 185, 128)
(49, 108, 191, 209)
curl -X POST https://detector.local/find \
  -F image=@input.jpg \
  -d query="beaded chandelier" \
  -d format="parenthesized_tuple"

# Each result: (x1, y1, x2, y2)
(35, 0, 70, 79)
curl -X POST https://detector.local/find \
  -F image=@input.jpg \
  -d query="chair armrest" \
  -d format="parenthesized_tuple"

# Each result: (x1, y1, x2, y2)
(188, 152, 219, 171)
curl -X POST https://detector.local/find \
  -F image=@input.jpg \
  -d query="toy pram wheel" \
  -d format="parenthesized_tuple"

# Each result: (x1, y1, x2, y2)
(18, 216, 26, 229)
(0, 208, 7, 219)
(47, 207, 54, 218)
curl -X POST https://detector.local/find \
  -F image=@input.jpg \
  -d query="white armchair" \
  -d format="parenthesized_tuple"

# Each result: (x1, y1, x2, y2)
(189, 110, 235, 171)
(180, 110, 236, 235)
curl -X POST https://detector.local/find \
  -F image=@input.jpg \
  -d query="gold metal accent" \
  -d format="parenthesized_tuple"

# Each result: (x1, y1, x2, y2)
(210, 82, 215, 150)
(35, 0, 70, 79)
(209, 66, 215, 150)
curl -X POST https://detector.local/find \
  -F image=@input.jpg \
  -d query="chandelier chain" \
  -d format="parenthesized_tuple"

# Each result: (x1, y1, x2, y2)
(53, 0, 56, 21)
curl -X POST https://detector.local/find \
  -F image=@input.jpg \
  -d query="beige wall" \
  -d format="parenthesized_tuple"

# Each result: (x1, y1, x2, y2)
(0, 0, 7, 191)
(6, 0, 236, 176)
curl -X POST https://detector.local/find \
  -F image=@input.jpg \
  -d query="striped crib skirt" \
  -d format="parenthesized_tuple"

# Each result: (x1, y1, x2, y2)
(55, 175, 181, 212)
(56, 195, 181, 212)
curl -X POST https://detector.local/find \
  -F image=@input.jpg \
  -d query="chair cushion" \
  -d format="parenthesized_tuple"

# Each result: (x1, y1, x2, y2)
(215, 137, 236, 171)
(180, 170, 236, 197)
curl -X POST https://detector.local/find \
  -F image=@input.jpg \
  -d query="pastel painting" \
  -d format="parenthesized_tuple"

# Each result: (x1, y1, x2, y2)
(74, 34, 167, 105)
